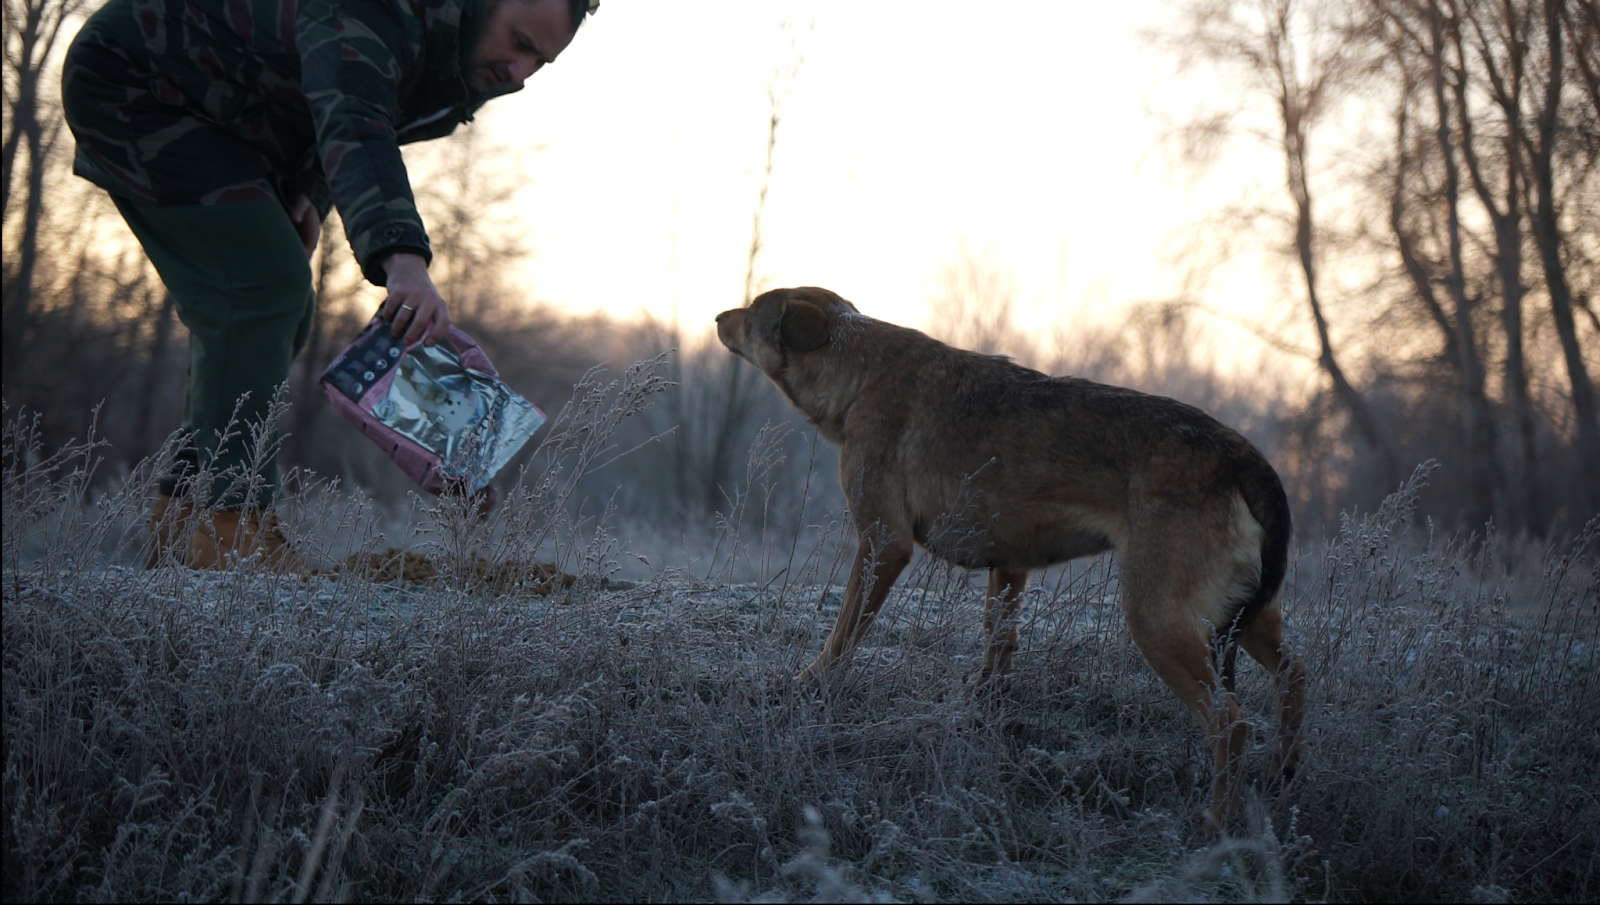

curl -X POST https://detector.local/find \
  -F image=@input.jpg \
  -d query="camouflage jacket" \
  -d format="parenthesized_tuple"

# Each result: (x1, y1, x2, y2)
(63, 0, 500, 284)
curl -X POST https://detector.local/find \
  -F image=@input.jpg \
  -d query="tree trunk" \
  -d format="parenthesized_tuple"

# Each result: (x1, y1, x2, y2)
(1458, 0, 1541, 527)
(1430, 1, 1501, 529)
(0, 0, 43, 224)
(2, 116, 53, 388)
(1528, 0, 1600, 520)
(704, 89, 787, 518)
(3, 0, 84, 385)
(3, 0, 84, 231)
(1388, 71, 1460, 365)
(1561, 0, 1600, 114)
(1493, 189, 1538, 524)
(1281, 93, 1399, 491)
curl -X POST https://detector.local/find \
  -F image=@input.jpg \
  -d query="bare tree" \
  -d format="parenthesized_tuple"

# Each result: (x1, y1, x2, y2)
(1453, 0, 1540, 524)
(1152, 0, 1401, 489)
(678, 20, 811, 519)
(1410, 0, 1503, 527)
(1565, 0, 1600, 113)
(406, 129, 530, 323)
(1153, 0, 1600, 530)
(0, 0, 81, 221)
(1376, 6, 1507, 526)
(1365, 0, 1600, 528)
(2, 0, 86, 385)
(1524, 0, 1600, 517)
(923, 240, 1023, 356)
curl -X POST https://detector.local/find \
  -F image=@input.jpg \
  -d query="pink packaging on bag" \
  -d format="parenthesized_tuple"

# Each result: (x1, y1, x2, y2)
(319, 316, 546, 494)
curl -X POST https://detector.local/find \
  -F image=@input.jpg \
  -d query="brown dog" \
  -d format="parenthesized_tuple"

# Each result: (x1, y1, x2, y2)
(716, 286, 1306, 827)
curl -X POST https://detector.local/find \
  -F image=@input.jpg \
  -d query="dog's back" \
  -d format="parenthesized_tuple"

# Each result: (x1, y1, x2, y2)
(814, 313, 1290, 631)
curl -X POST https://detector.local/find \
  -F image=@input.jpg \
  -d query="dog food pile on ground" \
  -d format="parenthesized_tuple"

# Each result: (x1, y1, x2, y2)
(322, 549, 578, 596)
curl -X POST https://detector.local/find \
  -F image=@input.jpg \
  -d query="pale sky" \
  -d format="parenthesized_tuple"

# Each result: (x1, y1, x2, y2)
(460, 0, 1283, 362)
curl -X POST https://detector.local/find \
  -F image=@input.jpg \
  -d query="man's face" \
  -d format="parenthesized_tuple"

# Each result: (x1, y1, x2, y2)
(465, 0, 575, 97)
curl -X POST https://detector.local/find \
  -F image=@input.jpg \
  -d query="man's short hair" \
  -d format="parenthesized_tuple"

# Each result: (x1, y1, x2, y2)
(564, 0, 593, 34)
(487, 0, 593, 35)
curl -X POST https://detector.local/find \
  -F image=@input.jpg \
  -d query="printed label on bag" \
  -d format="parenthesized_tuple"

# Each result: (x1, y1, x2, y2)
(322, 323, 407, 402)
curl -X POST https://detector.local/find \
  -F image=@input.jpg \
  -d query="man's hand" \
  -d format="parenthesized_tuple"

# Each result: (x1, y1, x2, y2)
(288, 195, 320, 257)
(380, 252, 451, 347)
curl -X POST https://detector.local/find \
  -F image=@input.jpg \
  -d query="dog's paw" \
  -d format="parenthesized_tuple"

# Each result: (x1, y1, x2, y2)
(1267, 747, 1302, 790)
(1190, 806, 1226, 838)
(754, 671, 801, 705)
(965, 668, 1015, 698)
(794, 657, 831, 685)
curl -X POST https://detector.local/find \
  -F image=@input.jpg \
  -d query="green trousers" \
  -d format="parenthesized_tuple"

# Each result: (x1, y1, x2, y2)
(114, 196, 316, 508)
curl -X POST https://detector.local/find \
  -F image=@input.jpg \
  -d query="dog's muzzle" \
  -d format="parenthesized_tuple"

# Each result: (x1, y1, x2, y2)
(715, 308, 748, 358)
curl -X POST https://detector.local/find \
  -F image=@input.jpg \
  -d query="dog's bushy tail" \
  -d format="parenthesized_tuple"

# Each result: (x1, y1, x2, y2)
(1236, 456, 1293, 627)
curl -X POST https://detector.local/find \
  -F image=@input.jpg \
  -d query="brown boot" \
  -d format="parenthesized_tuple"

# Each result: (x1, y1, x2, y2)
(145, 476, 197, 569)
(188, 508, 306, 573)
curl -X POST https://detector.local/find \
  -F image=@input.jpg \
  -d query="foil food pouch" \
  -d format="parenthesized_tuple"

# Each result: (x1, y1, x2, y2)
(319, 316, 545, 494)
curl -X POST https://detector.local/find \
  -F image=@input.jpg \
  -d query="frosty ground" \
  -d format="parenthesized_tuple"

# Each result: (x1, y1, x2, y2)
(4, 393, 1597, 901)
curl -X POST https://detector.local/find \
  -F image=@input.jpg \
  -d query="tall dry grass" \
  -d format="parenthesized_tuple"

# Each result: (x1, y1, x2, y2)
(3, 384, 1596, 902)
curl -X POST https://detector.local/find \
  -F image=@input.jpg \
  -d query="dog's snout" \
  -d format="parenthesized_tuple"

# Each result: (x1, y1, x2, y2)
(715, 308, 747, 357)
(715, 308, 746, 340)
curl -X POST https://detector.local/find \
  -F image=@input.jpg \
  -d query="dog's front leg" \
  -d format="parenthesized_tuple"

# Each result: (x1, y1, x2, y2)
(797, 534, 912, 682)
(981, 568, 1030, 681)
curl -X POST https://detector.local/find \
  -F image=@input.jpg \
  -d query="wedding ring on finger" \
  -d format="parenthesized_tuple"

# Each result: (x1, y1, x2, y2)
(399, 303, 415, 312)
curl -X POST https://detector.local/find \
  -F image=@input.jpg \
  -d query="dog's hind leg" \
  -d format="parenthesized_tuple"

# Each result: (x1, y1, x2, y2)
(1121, 555, 1251, 831)
(798, 533, 913, 682)
(981, 568, 1029, 681)
(1127, 612, 1250, 831)
(1235, 602, 1307, 786)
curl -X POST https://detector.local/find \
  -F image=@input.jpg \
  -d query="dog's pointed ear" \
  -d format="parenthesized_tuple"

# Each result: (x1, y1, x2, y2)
(779, 300, 829, 352)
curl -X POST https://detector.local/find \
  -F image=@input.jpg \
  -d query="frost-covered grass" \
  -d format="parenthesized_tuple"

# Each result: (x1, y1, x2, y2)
(4, 386, 1596, 902)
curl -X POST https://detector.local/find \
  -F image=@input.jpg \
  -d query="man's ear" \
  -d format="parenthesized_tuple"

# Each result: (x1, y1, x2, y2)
(779, 300, 828, 352)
